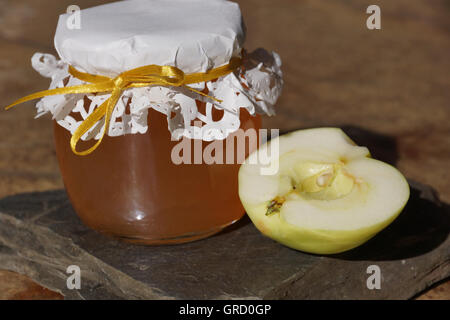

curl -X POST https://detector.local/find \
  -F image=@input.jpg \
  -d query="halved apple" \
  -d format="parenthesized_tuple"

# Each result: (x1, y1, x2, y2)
(238, 128, 409, 254)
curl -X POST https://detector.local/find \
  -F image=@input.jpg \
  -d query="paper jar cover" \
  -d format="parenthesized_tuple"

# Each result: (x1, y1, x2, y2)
(54, 0, 245, 77)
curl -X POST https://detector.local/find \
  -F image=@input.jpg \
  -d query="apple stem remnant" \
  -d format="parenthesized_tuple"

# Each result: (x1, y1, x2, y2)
(266, 196, 286, 216)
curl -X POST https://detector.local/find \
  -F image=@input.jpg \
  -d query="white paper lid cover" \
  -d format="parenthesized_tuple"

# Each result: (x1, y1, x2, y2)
(54, 0, 245, 77)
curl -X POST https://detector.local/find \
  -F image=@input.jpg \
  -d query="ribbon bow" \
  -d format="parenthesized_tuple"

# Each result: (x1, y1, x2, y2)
(5, 57, 242, 155)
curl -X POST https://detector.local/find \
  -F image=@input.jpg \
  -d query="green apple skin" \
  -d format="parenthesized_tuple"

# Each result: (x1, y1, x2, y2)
(241, 199, 408, 255)
(238, 128, 410, 255)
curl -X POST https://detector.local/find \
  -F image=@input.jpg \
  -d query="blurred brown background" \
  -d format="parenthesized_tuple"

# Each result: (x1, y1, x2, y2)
(0, 0, 448, 299)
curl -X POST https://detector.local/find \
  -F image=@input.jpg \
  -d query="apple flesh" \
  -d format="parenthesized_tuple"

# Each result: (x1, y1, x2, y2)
(238, 128, 410, 254)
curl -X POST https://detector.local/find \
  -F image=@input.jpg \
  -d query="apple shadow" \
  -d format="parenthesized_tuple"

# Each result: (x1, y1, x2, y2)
(340, 125, 399, 166)
(332, 180, 450, 261)
(280, 125, 399, 166)
(326, 126, 449, 260)
(258, 125, 448, 260)
(226, 180, 450, 261)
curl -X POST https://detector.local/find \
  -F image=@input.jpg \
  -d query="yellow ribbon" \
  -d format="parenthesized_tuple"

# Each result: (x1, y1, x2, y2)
(5, 57, 242, 156)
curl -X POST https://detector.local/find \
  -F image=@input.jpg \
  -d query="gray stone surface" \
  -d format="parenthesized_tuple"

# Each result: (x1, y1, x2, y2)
(0, 180, 448, 300)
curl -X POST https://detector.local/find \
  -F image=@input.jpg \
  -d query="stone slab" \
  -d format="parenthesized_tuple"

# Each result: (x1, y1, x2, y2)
(0, 180, 448, 300)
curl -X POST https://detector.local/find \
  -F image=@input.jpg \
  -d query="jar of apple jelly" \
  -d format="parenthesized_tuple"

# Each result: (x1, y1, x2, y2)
(8, 0, 283, 244)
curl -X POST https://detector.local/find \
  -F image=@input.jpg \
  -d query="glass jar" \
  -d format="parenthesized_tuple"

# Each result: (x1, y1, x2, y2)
(54, 104, 261, 244)
(5, 0, 282, 246)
